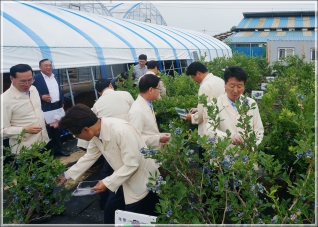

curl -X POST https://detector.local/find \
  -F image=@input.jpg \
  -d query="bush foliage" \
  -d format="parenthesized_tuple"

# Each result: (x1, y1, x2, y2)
(118, 54, 315, 224)
(3, 53, 314, 224)
(3, 131, 70, 224)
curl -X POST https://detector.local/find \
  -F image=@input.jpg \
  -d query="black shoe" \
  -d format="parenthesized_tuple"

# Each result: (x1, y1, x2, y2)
(55, 150, 70, 156)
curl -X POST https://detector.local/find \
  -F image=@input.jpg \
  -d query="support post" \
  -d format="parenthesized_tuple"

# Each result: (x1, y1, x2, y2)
(91, 67, 98, 100)
(110, 65, 114, 79)
(171, 60, 175, 74)
(65, 68, 75, 106)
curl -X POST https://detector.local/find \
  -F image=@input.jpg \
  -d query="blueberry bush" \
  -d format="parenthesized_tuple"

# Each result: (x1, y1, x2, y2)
(108, 54, 315, 224)
(3, 131, 71, 224)
(145, 91, 314, 224)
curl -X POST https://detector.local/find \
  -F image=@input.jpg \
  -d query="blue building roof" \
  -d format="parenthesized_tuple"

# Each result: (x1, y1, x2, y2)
(242, 11, 315, 18)
(236, 16, 316, 29)
(226, 31, 317, 43)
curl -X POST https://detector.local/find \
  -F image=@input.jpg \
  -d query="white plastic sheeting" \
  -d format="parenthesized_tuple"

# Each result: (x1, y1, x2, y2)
(1, 1, 232, 74)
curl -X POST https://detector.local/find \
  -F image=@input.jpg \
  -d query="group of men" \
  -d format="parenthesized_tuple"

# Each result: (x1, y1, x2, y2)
(2, 54, 264, 224)
(184, 62, 263, 145)
(57, 67, 170, 223)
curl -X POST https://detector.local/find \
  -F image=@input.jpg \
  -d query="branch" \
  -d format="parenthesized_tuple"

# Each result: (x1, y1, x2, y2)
(222, 190, 228, 224)
(187, 199, 212, 224)
(282, 160, 313, 223)
(173, 162, 193, 187)
(232, 173, 246, 208)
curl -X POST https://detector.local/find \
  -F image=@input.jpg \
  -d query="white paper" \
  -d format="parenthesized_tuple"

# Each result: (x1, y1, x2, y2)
(71, 180, 99, 196)
(179, 114, 187, 120)
(175, 107, 187, 115)
(43, 108, 65, 124)
(72, 188, 96, 196)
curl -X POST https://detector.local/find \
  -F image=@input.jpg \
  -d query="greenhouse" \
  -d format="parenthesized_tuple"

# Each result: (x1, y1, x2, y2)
(104, 1, 168, 25)
(2, 1, 231, 104)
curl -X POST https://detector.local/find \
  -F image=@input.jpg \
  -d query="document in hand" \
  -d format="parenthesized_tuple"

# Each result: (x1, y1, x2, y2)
(43, 108, 65, 124)
(72, 180, 99, 196)
(175, 107, 187, 119)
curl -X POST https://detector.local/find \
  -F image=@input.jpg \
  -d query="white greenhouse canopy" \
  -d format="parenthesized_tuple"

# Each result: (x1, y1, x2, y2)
(1, 1, 232, 74)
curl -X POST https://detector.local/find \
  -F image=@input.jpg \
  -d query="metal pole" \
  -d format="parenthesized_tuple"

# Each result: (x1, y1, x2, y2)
(76, 68, 79, 83)
(65, 68, 75, 106)
(91, 67, 98, 100)
(110, 65, 114, 79)
(181, 60, 183, 74)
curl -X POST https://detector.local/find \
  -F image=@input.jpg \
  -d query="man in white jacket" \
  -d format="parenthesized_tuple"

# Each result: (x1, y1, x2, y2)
(138, 60, 166, 98)
(129, 74, 170, 150)
(206, 66, 264, 146)
(2, 64, 49, 154)
(58, 104, 159, 223)
(76, 78, 134, 223)
(185, 62, 225, 137)
(77, 78, 134, 150)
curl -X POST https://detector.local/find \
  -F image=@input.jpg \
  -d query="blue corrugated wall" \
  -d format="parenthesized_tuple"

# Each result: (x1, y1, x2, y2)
(230, 45, 265, 57)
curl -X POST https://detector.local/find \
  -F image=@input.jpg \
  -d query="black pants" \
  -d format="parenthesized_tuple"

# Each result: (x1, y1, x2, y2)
(125, 191, 159, 217)
(45, 102, 63, 155)
(99, 159, 114, 206)
(103, 186, 125, 224)
(102, 186, 159, 224)
(46, 125, 62, 154)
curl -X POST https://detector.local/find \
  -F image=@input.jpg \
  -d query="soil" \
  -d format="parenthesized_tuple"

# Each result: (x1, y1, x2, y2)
(64, 91, 96, 110)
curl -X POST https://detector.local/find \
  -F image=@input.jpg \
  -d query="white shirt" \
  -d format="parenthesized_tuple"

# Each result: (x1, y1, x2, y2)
(41, 72, 60, 103)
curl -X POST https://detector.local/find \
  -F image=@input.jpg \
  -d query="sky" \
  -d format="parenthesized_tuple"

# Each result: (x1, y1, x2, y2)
(151, 1, 317, 36)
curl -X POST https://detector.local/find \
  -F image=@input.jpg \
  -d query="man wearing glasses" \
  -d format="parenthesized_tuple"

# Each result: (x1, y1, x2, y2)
(33, 59, 69, 157)
(128, 74, 170, 150)
(2, 64, 49, 154)
(138, 60, 166, 99)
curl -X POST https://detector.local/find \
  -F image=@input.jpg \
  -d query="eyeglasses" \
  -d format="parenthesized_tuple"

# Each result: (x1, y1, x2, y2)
(153, 87, 161, 91)
(16, 78, 35, 86)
